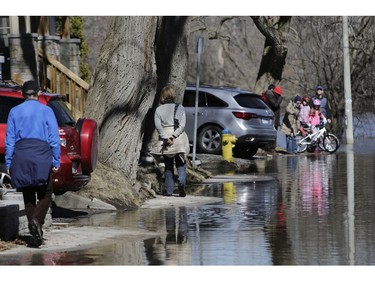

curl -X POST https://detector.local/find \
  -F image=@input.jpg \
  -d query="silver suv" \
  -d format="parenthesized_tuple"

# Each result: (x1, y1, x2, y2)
(183, 85, 277, 158)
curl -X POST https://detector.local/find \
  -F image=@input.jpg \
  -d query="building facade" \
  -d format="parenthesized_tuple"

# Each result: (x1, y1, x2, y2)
(0, 16, 80, 84)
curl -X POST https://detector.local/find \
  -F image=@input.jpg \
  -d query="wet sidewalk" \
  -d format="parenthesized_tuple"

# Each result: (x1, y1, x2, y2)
(0, 187, 116, 241)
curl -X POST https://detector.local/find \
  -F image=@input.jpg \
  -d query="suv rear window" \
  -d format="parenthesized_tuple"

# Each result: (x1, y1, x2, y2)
(0, 96, 24, 123)
(183, 90, 227, 107)
(234, 94, 269, 109)
(48, 99, 76, 126)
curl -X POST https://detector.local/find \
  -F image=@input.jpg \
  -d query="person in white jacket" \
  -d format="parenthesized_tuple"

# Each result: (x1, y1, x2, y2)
(151, 86, 189, 197)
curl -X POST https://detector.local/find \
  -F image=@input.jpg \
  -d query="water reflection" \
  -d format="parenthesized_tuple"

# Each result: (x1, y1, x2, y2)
(346, 145, 355, 265)
(2, 145, 375, 265)
(299, 155, 331, 217)
(143, 207, 190, 265)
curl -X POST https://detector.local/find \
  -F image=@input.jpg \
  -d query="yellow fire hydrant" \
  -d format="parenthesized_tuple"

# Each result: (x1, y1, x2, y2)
(221, 129, 237, 162)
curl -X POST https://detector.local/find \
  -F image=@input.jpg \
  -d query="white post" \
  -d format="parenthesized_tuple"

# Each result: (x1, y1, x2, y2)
(9, 16, 19, 34)
(342, 16, 354, 144)
(25, 16, 31, 33)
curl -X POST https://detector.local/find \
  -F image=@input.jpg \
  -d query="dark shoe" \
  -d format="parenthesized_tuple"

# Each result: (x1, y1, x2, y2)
(29, 219, 43, 247)
(179, 184, 186, 197)
(27, 237, 41, 248)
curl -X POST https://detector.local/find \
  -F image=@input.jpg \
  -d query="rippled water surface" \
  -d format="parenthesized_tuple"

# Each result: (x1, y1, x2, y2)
(2, 143, 375, 266)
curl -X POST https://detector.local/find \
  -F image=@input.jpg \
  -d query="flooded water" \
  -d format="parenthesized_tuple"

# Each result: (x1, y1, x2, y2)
(2, 142, 375, 267)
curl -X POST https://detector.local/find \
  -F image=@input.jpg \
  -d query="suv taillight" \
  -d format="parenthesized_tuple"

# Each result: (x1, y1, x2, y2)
(59, 129, 66, 147)
(232, 112, 258, 120)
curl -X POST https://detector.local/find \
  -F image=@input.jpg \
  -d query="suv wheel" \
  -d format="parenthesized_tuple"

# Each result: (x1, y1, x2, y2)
(197, 125, 222, 154)
(76, 118, 99, 175)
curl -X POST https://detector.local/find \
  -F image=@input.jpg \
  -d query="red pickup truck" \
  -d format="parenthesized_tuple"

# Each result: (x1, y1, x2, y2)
(0, 81, 98, 195)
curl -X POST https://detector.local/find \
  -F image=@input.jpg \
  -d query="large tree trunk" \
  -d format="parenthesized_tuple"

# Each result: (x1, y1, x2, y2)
(84, 16, 189, 183)
(84, 16, 158, 182)
(143, 17, 189, 154)
(251, 16, 291, 94)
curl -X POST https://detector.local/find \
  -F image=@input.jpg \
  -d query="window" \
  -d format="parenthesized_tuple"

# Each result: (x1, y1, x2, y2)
(0, 96, 24, 123)
(234, 94, 269, 109)
(183, 89, 228, 108)
(183, 90, 207, 107)
(0, 17, 10, 36)
(206, 93, 227, 107)
(48, 99, 75, 126)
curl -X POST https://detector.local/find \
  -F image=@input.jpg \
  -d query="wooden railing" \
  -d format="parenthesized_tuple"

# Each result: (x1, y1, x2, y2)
(38, 49, 89, 120)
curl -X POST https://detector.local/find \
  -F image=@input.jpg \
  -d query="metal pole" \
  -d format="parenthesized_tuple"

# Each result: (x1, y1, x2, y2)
(343, 16, 354, 144)
(192, 37, 203, 169)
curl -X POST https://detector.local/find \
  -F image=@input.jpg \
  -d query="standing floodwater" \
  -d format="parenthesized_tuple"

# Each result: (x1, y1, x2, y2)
(1, 143, 375, 265)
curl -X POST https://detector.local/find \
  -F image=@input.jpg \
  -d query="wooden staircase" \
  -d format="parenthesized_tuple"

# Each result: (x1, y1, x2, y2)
(38, 49, 89, 120)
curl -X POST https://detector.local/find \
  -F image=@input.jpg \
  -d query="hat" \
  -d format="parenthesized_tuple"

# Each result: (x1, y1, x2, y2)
(294, 95, 302, 103)
(273, 86, 282, 95)
(316, 86, 324, 91)
(22, 80, 40, 96)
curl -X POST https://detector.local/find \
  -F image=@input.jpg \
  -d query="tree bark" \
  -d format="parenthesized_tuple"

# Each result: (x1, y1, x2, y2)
(84, 16, 158, 182)
(251, 16, 291, 94)
(84, 16, 189, 183)
(143, 17, 189, 153)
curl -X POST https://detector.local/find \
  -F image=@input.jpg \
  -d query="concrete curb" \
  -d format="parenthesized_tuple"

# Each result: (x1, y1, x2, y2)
(53, 191, 116, 210)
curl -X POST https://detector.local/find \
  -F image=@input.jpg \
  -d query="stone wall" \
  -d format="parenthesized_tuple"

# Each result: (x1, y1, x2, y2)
(8, 33, 80, 84)
(60, 38, 81, 76)
(8, 33, 39, 83)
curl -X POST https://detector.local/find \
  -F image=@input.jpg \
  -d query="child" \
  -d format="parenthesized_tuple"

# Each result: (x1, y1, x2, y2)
(299, 95, 311, 127)
(308, 98, 327, 133)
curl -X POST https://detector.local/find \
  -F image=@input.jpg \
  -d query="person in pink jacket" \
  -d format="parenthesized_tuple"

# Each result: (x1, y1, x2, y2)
(308, 99, 327, 132)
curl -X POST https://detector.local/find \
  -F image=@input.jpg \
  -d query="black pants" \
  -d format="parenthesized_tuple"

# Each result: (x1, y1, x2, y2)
(22, 174, 53, 226)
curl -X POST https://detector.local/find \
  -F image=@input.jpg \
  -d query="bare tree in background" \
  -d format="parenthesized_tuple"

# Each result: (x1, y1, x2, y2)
(186, 16, 375, 138)
(187, 17, 263, 90)
(285, 16, 375, 136)
(187, 16, 292, 94)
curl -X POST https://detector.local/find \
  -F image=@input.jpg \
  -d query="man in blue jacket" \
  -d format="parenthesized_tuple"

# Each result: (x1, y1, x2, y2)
(5, 80, 60, 247)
